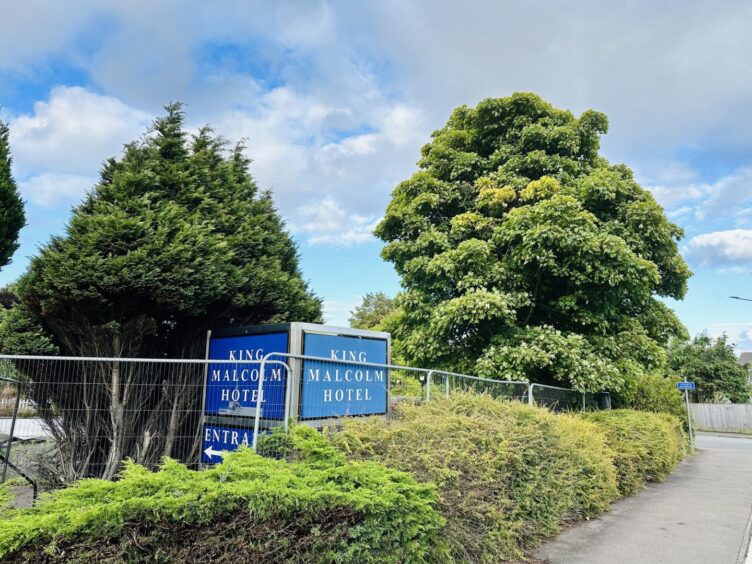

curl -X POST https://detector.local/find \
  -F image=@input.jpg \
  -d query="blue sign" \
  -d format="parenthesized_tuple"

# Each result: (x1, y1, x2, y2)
(205, 332, 288, 419)
(201, 423, 256, 463)
(677, 381, 696, 391)
(300, 333, 388, 419)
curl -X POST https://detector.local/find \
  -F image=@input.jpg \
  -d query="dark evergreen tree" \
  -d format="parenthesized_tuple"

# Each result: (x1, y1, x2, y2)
(1, 104, 321, 479)
(0, 120, 25, 272)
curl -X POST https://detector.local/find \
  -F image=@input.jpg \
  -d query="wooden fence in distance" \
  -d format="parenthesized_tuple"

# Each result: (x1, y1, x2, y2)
(690, 403, 752, 433)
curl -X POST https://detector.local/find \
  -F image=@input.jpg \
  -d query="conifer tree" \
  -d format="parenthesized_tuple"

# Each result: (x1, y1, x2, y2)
(1, 104, 321, 479)
(0, 120, 25, 272)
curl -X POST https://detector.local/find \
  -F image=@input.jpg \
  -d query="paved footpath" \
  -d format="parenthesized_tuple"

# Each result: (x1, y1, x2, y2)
(536, 433, 752, 564)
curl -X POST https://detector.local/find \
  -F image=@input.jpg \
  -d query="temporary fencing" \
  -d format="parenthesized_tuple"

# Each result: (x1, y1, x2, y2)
(0, 354, 609, 502)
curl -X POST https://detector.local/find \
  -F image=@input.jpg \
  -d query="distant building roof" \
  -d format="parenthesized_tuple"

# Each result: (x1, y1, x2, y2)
(739, 352, 752, 366)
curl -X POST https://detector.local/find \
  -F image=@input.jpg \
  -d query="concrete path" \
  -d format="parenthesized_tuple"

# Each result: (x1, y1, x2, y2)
(536, 433, 752, 564)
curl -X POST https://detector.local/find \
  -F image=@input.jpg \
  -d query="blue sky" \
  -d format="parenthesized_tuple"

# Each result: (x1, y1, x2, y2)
(1, 1, 752, 348)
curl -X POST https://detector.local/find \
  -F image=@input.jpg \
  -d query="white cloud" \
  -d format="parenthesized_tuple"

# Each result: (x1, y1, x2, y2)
(645, 167, 752, 230)
(6, 1, 752, 249)
(683, 229, 752, 268)
(0, 2, 99, 70)
(9, 86, 151, 176)
(212, 87, 423, 246)
(322, 297, 362, 327)
(705, 323, 752, 352)
(293, 199, 380, 246)
(19, 172, 98, 207)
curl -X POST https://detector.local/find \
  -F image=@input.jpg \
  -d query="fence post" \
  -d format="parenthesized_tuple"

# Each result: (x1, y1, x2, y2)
(445, 375, 450, 398)
(582, 393, 586, 412)
(252, 354, 272, 452)
(1, 382, 21, 483)
(528, 383, 535, 406)
(426, 370, 433, 402)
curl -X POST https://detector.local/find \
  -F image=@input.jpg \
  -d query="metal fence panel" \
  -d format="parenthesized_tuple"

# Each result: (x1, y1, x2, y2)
(1, 354, 609, 501)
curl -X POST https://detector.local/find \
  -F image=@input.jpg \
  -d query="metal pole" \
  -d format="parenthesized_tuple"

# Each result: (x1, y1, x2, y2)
(582, 393, 586, 412)
(252, 353, 270, 451)
(684, 376, 695, 450)
(1, 384, 21, 483)
(283, 363, 291, 433)
(528, 383, 535, 406)
(426, 370, 433, 402)
(445, 375, 450, 398)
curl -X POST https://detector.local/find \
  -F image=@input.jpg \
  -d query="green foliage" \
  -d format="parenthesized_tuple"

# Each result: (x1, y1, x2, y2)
(0, 483, 12, 513)
(328, 393, 619, 561)
(0, 104, 322, 480)
(612, 372, 685, 420)
(668, 333, 750, 403)
(376, 93, 690, 391)
(0, 435, 442, 563)
(349, 292, 396, 330)
(0, 121, 25, 272)
(586, 410, 686, 496)
(0, 298, 57, 356)
(391, 373, 424, 397)
(10, 104, 321, 359)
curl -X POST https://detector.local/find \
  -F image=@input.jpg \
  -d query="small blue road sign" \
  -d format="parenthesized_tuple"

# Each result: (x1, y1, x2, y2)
(201, 423, 256, 463)
(677, 381, 696, 391)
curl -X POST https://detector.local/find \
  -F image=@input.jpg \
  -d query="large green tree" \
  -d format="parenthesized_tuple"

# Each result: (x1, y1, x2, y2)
(349, 292, 396, 331)
(0, 120, 25, 271)
(668, 334, 749, 403)
(1, 104, 321, 479)
(376, 93, 690, 391)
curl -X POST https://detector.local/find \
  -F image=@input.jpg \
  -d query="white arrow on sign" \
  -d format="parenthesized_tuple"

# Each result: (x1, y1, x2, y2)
(204, 446, 226, 460)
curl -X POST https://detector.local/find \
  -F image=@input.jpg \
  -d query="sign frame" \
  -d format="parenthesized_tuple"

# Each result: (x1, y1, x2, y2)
(199, 322, 391, 465)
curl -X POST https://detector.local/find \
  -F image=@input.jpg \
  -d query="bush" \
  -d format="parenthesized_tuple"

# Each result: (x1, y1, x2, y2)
(0, 428, 442, 563)
(585, 410, 686, 496)
(328, 393, 619, 562)
(612, 372, 685, 420)
(390, 373, 424, 398)
(0, 483, 11, 512)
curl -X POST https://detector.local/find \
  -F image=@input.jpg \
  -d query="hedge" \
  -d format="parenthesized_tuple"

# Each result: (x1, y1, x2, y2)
(327, 394, 620, 562)
(0, 427, 443, 563)
(585, 409, 687, 495)
(0, 396, 687, 563)
(325, 394, 687, 562)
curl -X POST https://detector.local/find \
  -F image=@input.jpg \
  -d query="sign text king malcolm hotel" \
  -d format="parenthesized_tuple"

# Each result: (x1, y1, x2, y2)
(206, 330, 388, 420)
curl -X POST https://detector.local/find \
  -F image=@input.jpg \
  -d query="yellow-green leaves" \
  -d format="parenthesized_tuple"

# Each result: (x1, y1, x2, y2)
(375, 92, 690, 389)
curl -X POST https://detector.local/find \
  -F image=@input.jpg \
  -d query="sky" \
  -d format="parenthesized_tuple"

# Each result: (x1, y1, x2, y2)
(1, 1, 752, 348)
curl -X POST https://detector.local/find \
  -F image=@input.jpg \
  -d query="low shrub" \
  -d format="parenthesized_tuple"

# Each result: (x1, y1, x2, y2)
(0, 483, 11, 512)
(0, 427, 442, 563)
(612, 372, 686, 420)
(327, 393, 619, 562)
(390, 373, 424, 397)
(585, 410, 686, 495)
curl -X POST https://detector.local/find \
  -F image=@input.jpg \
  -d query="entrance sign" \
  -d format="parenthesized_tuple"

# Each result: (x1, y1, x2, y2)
(677, 381, 696, 391)
(201, 423, 256, 463)
(200, 323, 391, 465)
(301, 333, 388, 419)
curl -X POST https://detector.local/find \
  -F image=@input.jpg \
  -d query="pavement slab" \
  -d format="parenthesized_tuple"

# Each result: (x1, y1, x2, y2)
(536, 433, 752, 564)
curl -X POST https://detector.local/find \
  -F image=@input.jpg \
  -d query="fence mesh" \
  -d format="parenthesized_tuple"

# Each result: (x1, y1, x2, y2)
(429, 372, 530, 402)
(1, 354, 609, 504)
